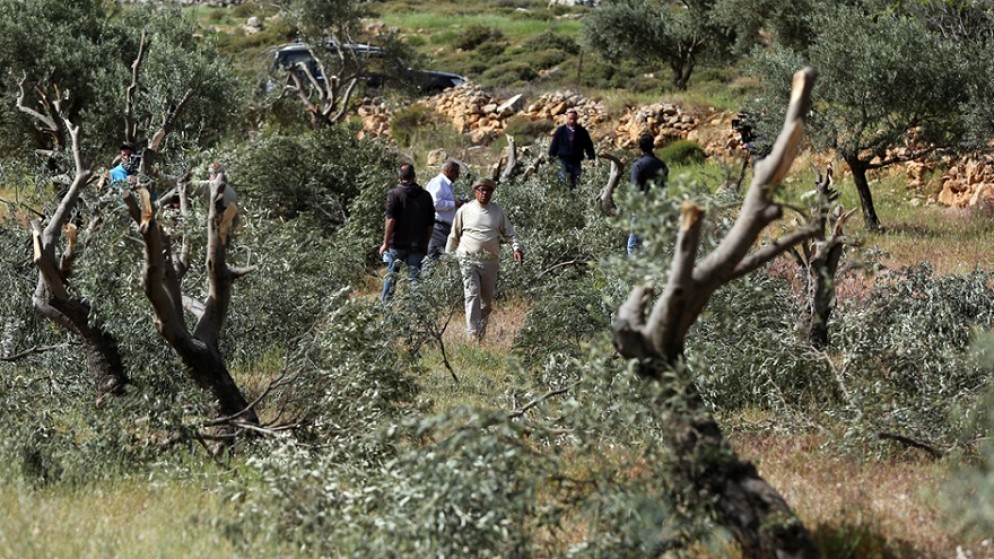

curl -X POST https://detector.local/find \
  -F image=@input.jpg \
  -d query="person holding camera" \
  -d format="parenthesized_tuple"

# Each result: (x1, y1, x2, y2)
(425, 159, 465, 260)
(108, 142, 138, 185)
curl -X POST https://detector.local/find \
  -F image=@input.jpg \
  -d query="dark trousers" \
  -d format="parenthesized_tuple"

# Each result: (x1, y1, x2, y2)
(427, 220, 452, 260)
(557, 159, 582, 191)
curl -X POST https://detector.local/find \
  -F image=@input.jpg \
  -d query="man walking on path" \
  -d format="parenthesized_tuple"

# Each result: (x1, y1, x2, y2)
(446, 178, 524, 341)
(379, 163, 435, 302)
(548, 108, 596, 191)
(628, 133, 669, 256)
(425, 159, 464, 260)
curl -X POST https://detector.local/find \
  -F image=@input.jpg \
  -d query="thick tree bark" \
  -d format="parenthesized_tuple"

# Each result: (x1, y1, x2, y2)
(671, 397, 818, 558)
(125, 185, 257, 423)
(845, 157, 881, 232)
(800, 240, 844, 349)
(32, 280, 128, 394)
(27, 107, 128, 396)
(611, 69, 821, 558)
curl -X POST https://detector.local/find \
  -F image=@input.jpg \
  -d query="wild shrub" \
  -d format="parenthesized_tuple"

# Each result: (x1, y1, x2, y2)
(522, 30, 580, 55)
(659, 139, 707, 165)
(231, 124, 394, 233)
(481, 60, 537, 87)
(389, 103, 444, 147)
(454, 24, 506, 51)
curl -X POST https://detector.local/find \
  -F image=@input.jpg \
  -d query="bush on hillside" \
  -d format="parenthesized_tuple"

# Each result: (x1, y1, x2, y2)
(389, 103, 444, 147)
(659, 140, 707, 165)
(503, 115, 554, 143)
(454, 24, 507, 51)
(482, 60, 538, 87)
(522, 30, 580, 55)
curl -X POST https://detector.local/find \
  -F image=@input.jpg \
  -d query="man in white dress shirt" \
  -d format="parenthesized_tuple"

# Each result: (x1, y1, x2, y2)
(425, 159, 463, 260)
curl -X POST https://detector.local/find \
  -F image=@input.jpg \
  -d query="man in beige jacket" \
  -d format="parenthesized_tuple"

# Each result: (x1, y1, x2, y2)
(446, 178, 524, 341)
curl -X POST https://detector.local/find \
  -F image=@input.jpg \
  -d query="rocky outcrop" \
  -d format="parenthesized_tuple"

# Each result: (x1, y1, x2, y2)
(420, 84, 512, 145)
(612, 102, 700, 149)
(356, 97, 393, 140)
(937, 155, 994, 208)
(520, 91, 608, 128)
(352, 84, 994, 211)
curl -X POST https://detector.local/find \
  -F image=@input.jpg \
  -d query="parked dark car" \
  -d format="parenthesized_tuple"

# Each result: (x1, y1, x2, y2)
(271, 42, 466, 95)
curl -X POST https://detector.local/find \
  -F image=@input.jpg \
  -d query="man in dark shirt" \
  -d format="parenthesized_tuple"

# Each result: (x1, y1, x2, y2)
(628, 133, 669, 256)
(548, 108, 596, 191)
(379, 162, 435, 302)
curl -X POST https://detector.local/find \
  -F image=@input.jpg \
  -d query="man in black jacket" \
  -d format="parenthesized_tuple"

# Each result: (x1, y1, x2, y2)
(378, 163, 435, 302)
(628, 133, 668, 256)
(548, 108, 596, 190)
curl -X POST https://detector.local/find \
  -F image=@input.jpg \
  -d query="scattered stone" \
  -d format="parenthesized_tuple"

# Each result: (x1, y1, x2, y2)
(426, 148, 447, 167)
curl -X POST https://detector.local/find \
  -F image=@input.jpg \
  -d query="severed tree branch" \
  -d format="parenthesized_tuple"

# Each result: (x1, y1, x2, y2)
(124, 29, 148, 145)
(509, 380, 581, 419)
(15, 76, 61, 145)
(596, 151, 625, 215)
(0, 344, 67, 362)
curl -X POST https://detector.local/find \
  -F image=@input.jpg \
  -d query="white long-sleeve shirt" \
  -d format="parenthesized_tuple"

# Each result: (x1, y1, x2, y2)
(425, 172, 457, 225)
(446, 200, 521, 260)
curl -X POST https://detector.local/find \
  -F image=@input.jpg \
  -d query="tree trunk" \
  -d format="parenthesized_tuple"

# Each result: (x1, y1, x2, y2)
(79, 318, 128, 395)
(611, 68, 821, 558)
(126, 184, 258, 425)
(33, 282, 128, 394)
(174, 337, 255, 420)
(663, 385, 819, 558)
(846, 158, 881, 232)
(801, 243, 843, 349)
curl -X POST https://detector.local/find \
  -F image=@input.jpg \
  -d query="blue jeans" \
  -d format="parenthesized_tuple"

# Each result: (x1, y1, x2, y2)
(627, 216, 641, 256)
(627, 233, 641, 256)
(557, 159, 582, 191)
(381, 248, 425, 302)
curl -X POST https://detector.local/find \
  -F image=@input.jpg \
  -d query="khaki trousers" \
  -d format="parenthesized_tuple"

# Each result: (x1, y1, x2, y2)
(460, 259, 500, 339)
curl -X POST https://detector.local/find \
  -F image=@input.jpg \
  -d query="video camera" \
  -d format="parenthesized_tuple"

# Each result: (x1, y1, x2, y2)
(731, 113, 755, 145)
(123, 153, 142, 176)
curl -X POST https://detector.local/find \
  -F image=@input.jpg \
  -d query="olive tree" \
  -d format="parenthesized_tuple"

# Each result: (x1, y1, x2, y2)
(6, 3, 243, 398)
(274, 0, 419, 127)
(583, 0, 735, 90)
(611, 68, 821, 557)
(749, 4, 986, 231)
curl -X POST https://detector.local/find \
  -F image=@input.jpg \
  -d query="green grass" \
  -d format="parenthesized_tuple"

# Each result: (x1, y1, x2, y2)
(383, 13, 583, 43)
(0, 480, 244, 559)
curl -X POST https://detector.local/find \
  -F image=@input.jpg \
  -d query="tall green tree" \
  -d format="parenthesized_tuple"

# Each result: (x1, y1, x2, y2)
(749, 4, 986, 231)
(583, 0, 735, 90)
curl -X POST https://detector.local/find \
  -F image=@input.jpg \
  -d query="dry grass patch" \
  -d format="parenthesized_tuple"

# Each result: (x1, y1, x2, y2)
(0, 480, 241, 559)
(732, 433, 986, 558)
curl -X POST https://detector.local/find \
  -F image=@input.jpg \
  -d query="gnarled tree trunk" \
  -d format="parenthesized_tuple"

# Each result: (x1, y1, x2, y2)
(791, 167, 857, 349)
(27, 104, 128, 395)
(125, 182, 257, 422)
(611, 68, 821, 558)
